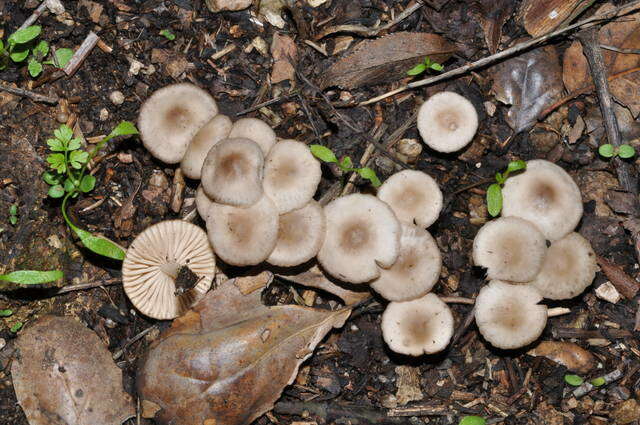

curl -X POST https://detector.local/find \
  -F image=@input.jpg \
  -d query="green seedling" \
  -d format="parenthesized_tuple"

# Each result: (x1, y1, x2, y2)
(564, 374, 584, 386)
(0, 309, 13, 317)
(160, 29, 176, 41)
(43, 122, 139, 260)
(10, 321, 23, 333)
(407, 56, 444, 76)
(590, 377, 606, 387)
(8, 204, 17, 226)
(310, 144, 382, 188)
(0, 269, 63, 292)
(459, 416, 486, 425)
(486, 160, 527, 217)
(598, 143, 636, 159)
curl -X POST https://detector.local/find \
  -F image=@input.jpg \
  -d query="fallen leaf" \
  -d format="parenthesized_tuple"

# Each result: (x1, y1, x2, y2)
(319, 32, 456, 89)
(519, 0, 592, 37)
(395, 365, 424, 405)
(271, 33, 297, 83)
(138, 279, 350, 425)
(11, 315, 134, 425)
(472, 0, 515, 53)
(528, 341, 597, 374)
(596, 255, 639, 299)
(259, 0, 287, 29)
(205, 0, 252, 12)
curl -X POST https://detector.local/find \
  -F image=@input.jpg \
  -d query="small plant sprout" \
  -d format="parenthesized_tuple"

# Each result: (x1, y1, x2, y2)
(486, 160, 527, 217)
(310, 145, 382, 187)
(598, 143, 636, 159)
(8, 204, 18, 226)
(10, 322, 23, 333)
(591, 376, 606, 387)
(0, 269, 63, 292)
(407, 56, 444, 76)
(0, 25, 72, 77)
(0, 309, 12, 317)
(564, 374, 584, 386)
(459, 416, 486, 425)
(160, 29, 176, 41)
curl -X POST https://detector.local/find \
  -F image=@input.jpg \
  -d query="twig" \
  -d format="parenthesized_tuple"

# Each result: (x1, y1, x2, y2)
(441, 296, 475, 304)
(552, 327, 633, 339)
(18, 1, 47, 30)
(0, 84, 58, 104)
(387, 403, 448, 417)
(600, 44, 640, 54)
(235, 92, 297, 116)
(573, 369, 623, 398)
(54, 278, 120, 294)
(64, 32, 99, 77)
(112, 326, 157, 360)
(274, 401, 410, 424)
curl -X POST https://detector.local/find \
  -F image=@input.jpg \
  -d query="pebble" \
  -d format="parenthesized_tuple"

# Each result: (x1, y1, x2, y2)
(99, 108, 109, 121)
(109, 90, 125, 105)
(56, 112, 69, 123)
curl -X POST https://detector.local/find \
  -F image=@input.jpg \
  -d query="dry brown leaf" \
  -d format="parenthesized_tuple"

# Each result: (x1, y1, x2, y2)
(138, 279, 350, 425)
(319, 32, 456, 89)
(596, 255, 639, 299)
(11, 315, 134, 425)
(519, 0, 591, 37)
(271, 33, 297, 83)
(528, 341, 596, 374)
(472, 0, 515, 54)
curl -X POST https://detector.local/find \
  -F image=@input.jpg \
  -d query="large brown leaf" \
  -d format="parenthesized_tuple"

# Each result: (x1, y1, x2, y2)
(11, 315, 134, 425)
(319, 32, 456, 89)
(519, 0, 592, 37)
(138, 279, 350, 425)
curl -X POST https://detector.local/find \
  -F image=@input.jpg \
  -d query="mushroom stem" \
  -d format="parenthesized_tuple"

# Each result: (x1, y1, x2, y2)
(547, 307, 571, 318)
(159, 262, 181, 280)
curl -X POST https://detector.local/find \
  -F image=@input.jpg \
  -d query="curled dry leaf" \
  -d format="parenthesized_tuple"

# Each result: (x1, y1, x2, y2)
(11, 315, 134, 425)
(271, 33, 297, 83)
(528, 341, 597, 374)
(472, 0, 515, 54)
(519, 0, 591, 37)
(138, 279, 350, 425)
(596, 255, 639, 299)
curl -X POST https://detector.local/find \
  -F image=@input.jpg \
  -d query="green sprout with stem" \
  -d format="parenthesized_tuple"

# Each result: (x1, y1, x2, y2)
(8, 204, 18, 226)
(459, 416, 486, 425)
(309, 145, 382, 188)
(486, 160, 527, 217)
(0, 269, 64, 292)
(407, 56, 444, 76)
(564, 374, 606, 387)
(598, 143, 635, 159)
(160, 29, 176, 41)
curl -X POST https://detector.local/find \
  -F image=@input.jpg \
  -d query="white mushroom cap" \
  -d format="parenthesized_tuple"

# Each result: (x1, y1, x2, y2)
(381, 293, 454, 356)
(370, 224, 441, 302)
(267, 200, 326, 267)
(502, 159, 583, 241)
(472, 217, 547, 282)
(263, 140, 322, 213)
(317, 194, 400, 283)
(417, 91, 478, 153)
(206, 195, 279, 266)
(529, 232, 597, 300)
(475, 280, 547, 350)
(201, 138, 264, 207)
(195, 185, 214, 220)
(138, 83, 218, 164)
(181, 115, 232, 180)
(228, 117, 277, 155)
(377, 170, 443, 228)
(122, 220, 215, 320)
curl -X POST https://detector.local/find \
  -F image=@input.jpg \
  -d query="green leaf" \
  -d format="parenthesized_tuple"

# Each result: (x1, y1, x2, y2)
(47, 137, 65, 151)
(28, 59, 42, 77)
(495, 172, 505, 185)
(63, 178, 76, 192)
(10, 322, 23, 333)
(43, 171, 61, 185)
(69, 150, 89, 168)
(54, 48, 74, 68)
(506, 160, 527, 173)
(54, 124, 73, 143)
(340, 156, 353, 171)
(79, 175, 96, 193)
(72, 227, 126, 260)
(0, 309, 12, 317)
(10, 46, 30, 62)
(48, 184, 65, 198)
(0, 39, 4, 51)
(9, 204, 17, 216)
(459, 416, 486, 425)
(32, 40, 49, 59)
(310, 145, 338, 163)
(67, 138, 82, 151)
(598, 144, 615, 158)
(357, 167, 382, 187)
(487, 183, 503, 217)
(8, 25, 41, 45)
(407, 63, 426, 76)
(9, 215, 17, 225)
(564, 374, 584, 386)
(107, 121, 139, 139)
(160, 29, 176, 41)
(618, 144, 636, 159)
(47, 153, 66, 173)
(0, 270, 63, 284)
(430, 62, 444, 71)
(590, 377, 606, 387)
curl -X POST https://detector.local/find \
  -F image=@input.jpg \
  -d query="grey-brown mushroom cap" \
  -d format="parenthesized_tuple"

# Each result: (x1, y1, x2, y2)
(529, 232, 597, 300)
(138, 83, 218, 164)
(228, 117, 277, 155)
(501, 159, 583, 241)
(122, 220, 215, 320)
(417, 91, 478, 153)
(206, 195, 279, 266)
(181, 114, 232, 180)
(370, 224, 442, 302)
(201, 137, 264, 207)
(474, 280, 547, 350)
(195, 185, 215, 220)
(472, 216, 547, 282)
(381, 293, 454, 356)
(317, 194, 400, 284)
(377, 169, 443, 228)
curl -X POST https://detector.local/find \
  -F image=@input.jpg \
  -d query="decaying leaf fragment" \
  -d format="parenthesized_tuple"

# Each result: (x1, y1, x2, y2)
(528, 341, 597, 374)
(11, 315, 134, 425)
(138, 279, 351, 425)
(520, 0, 592, 37)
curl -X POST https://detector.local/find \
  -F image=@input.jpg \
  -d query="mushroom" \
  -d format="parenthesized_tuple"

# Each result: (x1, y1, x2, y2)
(381, 293, 454, 356)
(501, 159, 583, 241)
(474, 280, 547, 349)
(263, 140, 322, 213)
(195, 185, 214, 220)
(206, 195, 279, 266)
(138, 83, 218, 164)
(181, 115, 232, 180)
(417, 91, 478, 153)
(228, 117, 277, 155)
(529, 232, 597, 300)
(317, 194, 400, 283)
(472, 216, 547, 282)
(267, 200, 326, 267)
(201, 138, 264, 207)
(370, 224, 442, 302)
(122, 220, 216, 320)
(376, 170, 443, 228)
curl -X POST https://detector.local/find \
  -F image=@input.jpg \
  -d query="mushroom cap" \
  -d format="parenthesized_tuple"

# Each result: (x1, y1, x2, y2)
(529, 232, 597, 300)
(381, 293, 454, 356)
(267, 200, 326, 267)
(206, 195, 279, 266)
(501, 159, 583, 241)
(317, 194, 400, 283)
(417, 91, 478, 153)
(201, 138, 264, 207)
(475, 280, 547, 350)
(138, 83, 218, 164)
(122, 220, 216, 320)
(370, 224, 442, 302)
(472, 216, 547, 282)
(181, 114, 232, 180)
(377, 170, 443, 228)
(195, 185, 215, 220)
(228, 117, 277, 155)
(263, 140, 322, 213)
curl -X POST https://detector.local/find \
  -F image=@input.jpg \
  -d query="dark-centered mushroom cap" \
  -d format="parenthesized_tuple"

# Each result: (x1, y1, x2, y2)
(181, 114, 232, 180)
(228, 117, 276, 155)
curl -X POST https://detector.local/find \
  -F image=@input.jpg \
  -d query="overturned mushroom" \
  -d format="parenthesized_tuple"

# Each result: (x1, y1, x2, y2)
(181, 114, 232, 180)
(228, 117, 277, 155)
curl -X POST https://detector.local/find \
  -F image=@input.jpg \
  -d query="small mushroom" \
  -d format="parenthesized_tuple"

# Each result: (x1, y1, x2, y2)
(501, 159, 583, 241)
(206, 195, 279, 266)
(138, 83, 218, 164)
(472, 216, 547, 282)
(263, 140, 322, 213)
(267, 200, 326, 267)
(195, 185, 215, 220)
(201, 138, 264, 207)
(417, 91, 478, 153)
(381, 293, 454, 356)
(317, 194, 400, 283)
(475, 280, 547, 350)
(181, 115, 232, 180)
(370, 224, 442, 302)
(377, 170, 443, 228)
(228, 117, 277, 155)
(529, 232, 597, 300)
(122, 220, 216, 320)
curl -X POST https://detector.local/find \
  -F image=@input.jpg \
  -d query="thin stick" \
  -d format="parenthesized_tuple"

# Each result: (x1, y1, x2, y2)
(547, 307, 571, 317)
(0, 84, 58, 104)
(64, 32, 99, 76)
(600, 44, 640, 54)
(55, 278, 120, 294)
(18, 1, 47, 30)
(441, 296, 475, 304)
(112, 326, 157, 360)
(235, 92, 297, 116)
